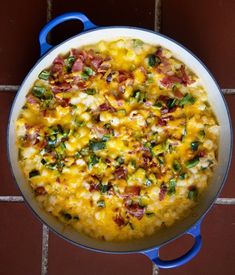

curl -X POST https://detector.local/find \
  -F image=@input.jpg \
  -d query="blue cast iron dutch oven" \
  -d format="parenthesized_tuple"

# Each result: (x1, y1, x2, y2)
(8, 12, 233, 269)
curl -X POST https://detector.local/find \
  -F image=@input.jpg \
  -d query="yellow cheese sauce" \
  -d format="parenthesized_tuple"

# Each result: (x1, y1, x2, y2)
(16, 39, 219, 241)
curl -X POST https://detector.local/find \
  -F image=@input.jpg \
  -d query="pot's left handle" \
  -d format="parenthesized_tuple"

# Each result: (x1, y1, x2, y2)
(143, 221, 202, 269)
(39, 12, 97, 56)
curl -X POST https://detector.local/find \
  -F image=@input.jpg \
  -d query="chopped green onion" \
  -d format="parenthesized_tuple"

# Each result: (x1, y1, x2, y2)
(179, 173, 186, 180)
(116, 156, 124, 165)
(168, 179, 176, 195)
(191, 141, 199, 151)
(173, 160, 181, 172)
(188, 188, 198, 200)
(167, 98, 178, 109)
(74, 152, 81, 158)
(185, 157, 200, 168)
(153, 101, 162, 109)
(97, 200, 105, 208)
(88, 154, 99, 169)
(84, 66, 94, 76)
(148, 54, 161, 67)
(179, 94, 196, 107)
(81, 72, 89, 80)
(32, 86, 46, 98)
(65, 55, 75, 70)
(133, 39, 144, 47)
(80, 147, 90, 156)
(133, 90, 146, 103)
(38, 70, 50, 80)
(157, 155, 164, 164)
(130, 159, 137, 168)
(99, 184, 109, 193)
(102, 135, 111, 141)
(29, 169, 40, 178)
(89, 140, 106, 152)
(85, 88, 96, 95)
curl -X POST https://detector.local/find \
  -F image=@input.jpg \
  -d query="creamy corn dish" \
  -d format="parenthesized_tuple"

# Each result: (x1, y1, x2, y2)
(16, 39, 219, 241)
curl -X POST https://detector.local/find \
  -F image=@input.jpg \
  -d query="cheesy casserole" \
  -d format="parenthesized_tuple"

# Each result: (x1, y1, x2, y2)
(16, 39, 219, 241)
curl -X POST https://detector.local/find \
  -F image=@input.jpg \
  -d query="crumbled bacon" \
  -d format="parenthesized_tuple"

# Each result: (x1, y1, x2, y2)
(35, 186, 47, 196)
(173, 88, 184, 99)
(72, 58, 83, 72)
(118, 71, 132, 83)
(125, 203, 145, 220)
(160, 76, 183, 87)
(89, 183, 99, 192)
(157, 117, 167, 126)
(90, 56, 103, 70)
(99, 103, 116, 112)
(52, 82, 71, 93)
(114, 215, 125, 226)
(159, 184, 167, 201)
(198, 151, 206, 157)
(114, 167, 127, 179)
(124, 186, 140, 197)
(51, 56, 64, 75)
(27, 94, 40, 104)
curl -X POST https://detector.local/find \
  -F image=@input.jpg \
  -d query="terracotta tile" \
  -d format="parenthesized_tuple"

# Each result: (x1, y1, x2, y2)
(48, 233, 152, 275)
(51, 0, 155, 45)
(0, 1, 47, 84)
(220, 95, 235, 197)
(0, 91, 20, 195)
(159, 205, 235, 275)
(161, 0, 235, 88)
(0, 203, 42, 275)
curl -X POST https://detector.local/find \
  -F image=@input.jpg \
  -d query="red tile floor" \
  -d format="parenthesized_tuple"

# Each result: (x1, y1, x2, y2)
(0, 1, 235, 274)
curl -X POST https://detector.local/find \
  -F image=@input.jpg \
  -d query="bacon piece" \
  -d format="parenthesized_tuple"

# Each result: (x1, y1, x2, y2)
(51, 56, 64, 75)
(35, 186, 47, 196)
(90, 56, 103, 70)
(158, 95, 170, 103)
(52, 82, 71, 93)
(89, 183, 99, 192)
(92, 125, 109, 138)
(161, 106, 169, 115)
(159, 184, 167, 201)
(118, 71, 132, 83)
(27, 94, 40, 104)
(124, 186, 140, 197)
(173, 88, 184, 99)
(179, 65, 194, 85)
(114, 215, 125, 226)
(157, 117, 167, 126)
(126, 204, 145, 220)
(99, 103, 116, 112)
(198, 151, 206, 157)
(114, 167, 127, 179)
(160, 75, 183, 87)
(72, 58, 83, 72)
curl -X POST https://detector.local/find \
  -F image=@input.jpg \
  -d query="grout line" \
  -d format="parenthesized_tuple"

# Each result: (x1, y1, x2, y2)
(41, 224, 49, 275)
(215, 198, 235, 205)
(0, 196, 24, 202)
(46, 0, 53, 44)
(222, 89, 235, 94)
(0, 85, 19, 91)
(154, 0, 161, 32)
(46, 0, 53, 22)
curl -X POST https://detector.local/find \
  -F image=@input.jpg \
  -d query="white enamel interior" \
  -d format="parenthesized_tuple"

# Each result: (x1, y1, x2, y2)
(8, 28, 232, 253)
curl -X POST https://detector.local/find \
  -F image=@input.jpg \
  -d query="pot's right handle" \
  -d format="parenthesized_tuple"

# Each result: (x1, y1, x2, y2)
(39, 12, 97, 56)
(143, 221, 202, 269)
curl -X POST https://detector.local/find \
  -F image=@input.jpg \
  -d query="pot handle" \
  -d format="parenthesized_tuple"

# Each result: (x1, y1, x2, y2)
(143, 221, 202, 269)
(39, 12, 97, 56)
